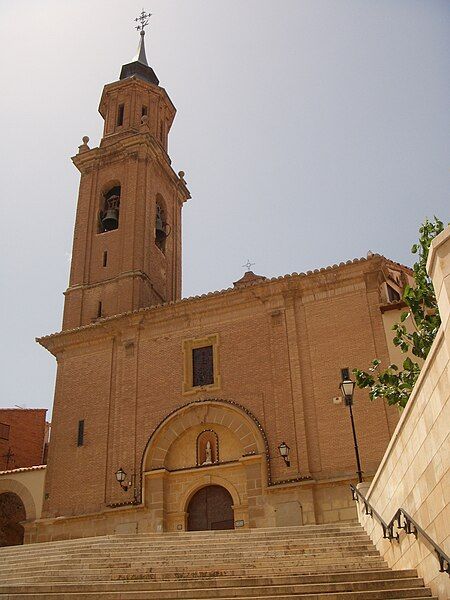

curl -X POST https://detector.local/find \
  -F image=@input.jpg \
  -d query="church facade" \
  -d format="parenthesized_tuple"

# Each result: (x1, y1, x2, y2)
(25, 29, 410, 543)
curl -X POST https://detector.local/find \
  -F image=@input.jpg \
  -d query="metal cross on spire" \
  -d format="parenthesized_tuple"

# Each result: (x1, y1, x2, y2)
(131, 9, 151, 66)
(242, 259, 255, 271)
(135, 9, 152, 34)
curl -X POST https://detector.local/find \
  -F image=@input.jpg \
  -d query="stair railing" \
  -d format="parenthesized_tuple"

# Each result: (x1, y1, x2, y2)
(350, 484, 450, 577)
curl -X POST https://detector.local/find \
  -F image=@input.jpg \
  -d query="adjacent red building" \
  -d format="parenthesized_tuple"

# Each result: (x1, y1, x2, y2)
(0, 409, 48, 471)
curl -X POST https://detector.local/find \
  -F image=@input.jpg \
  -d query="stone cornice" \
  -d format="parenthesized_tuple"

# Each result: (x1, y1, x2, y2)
(71, 135, 190, 202)
(37, 254, 410, 355)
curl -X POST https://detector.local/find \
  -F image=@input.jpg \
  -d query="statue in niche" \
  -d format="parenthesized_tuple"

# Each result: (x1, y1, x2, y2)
(197, 430, 219, 466)
(202, 441, 213, 465)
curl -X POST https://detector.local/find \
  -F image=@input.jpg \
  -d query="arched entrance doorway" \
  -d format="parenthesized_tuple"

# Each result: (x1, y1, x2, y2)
(187, 485, 234, 531)
(0, 492, 26, 547)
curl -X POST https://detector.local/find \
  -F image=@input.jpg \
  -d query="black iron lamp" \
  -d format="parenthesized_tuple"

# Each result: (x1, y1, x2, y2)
(278, 441, 291, 467)
(339, 371, 363, 483)
(340, 378, 356, 406)
(115, 467, 131, 492)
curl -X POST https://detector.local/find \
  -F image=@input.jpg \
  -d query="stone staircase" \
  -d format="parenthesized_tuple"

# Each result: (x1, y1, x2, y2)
(0, 523, 436, 598)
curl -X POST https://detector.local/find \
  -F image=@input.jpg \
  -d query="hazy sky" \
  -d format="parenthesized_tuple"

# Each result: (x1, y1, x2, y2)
(0, 1, 448, 414)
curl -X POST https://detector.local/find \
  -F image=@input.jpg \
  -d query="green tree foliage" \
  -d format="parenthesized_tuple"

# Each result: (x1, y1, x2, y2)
(353, 218, 445, 408)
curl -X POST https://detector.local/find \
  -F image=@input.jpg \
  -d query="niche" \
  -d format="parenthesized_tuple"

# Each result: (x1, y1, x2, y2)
(196, 430, 219, 466)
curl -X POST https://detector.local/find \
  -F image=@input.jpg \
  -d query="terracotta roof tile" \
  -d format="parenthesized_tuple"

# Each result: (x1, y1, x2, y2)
(0, 465, 46, 475)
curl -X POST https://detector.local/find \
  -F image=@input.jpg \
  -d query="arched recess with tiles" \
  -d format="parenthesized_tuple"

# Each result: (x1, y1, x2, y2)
(141, 399, 269, 532)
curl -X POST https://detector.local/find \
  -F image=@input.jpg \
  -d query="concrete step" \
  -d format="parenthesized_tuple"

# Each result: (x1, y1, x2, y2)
(0, 536, 372, 555)
(0, 569, 417, 594)
(0, 589, 436, 599)
(0, 530, 370, 553)
(0, 569, 422, 592)
(0, 546, 376, 565)
(0, 547, 380, 567)
(0, 560, 387, 581)
(0, 538, 372, 560)
(0, 563, 389, 585)
(0, 576, 430, 597)
(0, 547, 384, 569)
(0, 524, 435, 599)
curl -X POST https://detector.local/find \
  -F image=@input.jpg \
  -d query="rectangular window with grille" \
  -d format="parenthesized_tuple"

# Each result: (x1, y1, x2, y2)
(0, 422, 10, 440)
(192, 346, 214, 387)
(183, 334, 220, 395)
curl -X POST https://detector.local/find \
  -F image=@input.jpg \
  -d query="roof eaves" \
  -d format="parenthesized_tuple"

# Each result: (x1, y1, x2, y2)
(0, 465, 46, 475)
(38, 253, 411, 342)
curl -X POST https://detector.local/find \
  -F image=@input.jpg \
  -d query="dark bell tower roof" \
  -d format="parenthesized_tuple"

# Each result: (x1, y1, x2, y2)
(119, 28, 159, 86)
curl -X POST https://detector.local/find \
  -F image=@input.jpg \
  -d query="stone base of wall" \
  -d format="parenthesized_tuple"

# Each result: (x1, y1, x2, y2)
(24, 478, 357, 543)
(313, 479, 359, 524)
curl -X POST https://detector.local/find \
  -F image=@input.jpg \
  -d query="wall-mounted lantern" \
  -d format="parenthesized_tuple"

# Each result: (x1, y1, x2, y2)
(115, 467, 132, 492)
(278, 441, 291, 467)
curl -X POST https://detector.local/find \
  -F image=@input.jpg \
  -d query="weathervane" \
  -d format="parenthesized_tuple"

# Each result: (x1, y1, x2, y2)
(242, 259, 255, 271)
(135, 9, 152, 34)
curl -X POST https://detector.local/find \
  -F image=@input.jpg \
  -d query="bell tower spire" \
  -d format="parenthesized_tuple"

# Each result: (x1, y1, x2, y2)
(62, 12, 190, 331)
(133, 9, 150, 64)
(120, 9, 159, 85)
(133, 29, 149, 65)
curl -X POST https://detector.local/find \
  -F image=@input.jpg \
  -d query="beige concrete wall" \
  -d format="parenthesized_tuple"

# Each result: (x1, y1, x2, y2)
(356, 225, 450, 600)
(0, 467, 46, 522)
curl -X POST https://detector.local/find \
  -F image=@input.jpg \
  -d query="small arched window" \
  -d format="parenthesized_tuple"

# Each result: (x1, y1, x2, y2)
(155, 198, 170, 253)
(99, 186, 120, 233)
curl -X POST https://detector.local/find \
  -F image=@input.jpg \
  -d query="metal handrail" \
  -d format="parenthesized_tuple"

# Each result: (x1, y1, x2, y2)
(351, 484, 450, 577)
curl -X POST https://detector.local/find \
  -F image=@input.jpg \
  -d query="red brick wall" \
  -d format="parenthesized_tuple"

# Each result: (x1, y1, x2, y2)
(63, 78, 186, 332)
(0, 409, 47, 470)
(39, 71, 401, 522)
(40, 258, 400, 518)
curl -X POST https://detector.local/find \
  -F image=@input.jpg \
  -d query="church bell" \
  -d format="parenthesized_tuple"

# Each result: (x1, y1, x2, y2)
(155, 213, 167, 244)
(101, 208, 119, 232)
(101, 193, 120, 232)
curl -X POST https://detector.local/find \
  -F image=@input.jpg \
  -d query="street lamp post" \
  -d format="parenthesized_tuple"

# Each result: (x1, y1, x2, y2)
(339, 375, 363, 484)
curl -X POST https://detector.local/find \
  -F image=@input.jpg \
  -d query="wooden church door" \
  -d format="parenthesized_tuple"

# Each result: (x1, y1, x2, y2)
(187, 485, 234, 531)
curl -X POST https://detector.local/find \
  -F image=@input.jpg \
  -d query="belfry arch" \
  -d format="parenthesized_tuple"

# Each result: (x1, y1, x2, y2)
(140, 399, 270, 531)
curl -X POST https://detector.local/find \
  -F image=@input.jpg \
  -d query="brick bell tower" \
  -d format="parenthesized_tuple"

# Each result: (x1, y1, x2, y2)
(63, 15, 190, 330)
